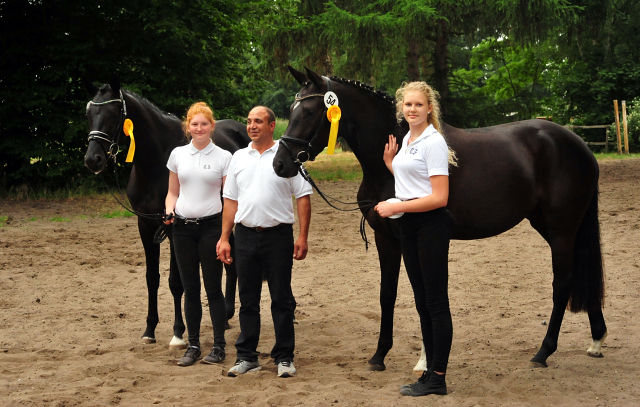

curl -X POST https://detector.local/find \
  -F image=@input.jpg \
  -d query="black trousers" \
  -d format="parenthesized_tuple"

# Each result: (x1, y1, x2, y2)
(172, 217, 226, 349)
(234, 223, 295, 364)
(397, 207, 455, 373)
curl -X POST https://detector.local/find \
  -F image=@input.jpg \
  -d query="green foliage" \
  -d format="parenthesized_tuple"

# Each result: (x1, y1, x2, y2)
(0, 0, 257, 191)
(50, 216, 71, 222)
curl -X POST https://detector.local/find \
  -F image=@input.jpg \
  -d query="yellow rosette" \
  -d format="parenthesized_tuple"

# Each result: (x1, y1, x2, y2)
(123, 119, 135, 162)
(326, 105, 342, 155)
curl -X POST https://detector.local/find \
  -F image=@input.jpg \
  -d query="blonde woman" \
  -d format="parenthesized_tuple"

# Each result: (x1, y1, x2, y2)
(375, 82, 456, 396)
(164, 102, 231, 366)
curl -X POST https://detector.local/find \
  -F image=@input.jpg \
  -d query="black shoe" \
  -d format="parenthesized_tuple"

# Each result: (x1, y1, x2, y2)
(202, 347, 225, 364)
(400, 370, 447, 396)
(177, 346, 202, 367)
(400, 369, 431, 390)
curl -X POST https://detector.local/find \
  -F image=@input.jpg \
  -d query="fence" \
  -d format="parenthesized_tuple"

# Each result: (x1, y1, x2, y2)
(564, 125, 611, 153)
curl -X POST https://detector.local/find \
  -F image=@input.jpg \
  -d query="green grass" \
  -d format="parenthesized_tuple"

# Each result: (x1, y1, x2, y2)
(593, 152, 639, 160)
(101, 210, 134, 218)
(0, 215, 8, 227)
(305, 149, 363, 181)
(50, 216, 70, 222)
(274, 118, 289, 140)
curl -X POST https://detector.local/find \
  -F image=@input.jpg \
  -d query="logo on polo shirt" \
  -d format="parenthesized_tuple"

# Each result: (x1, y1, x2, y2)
(204, 164, 211, 169)
(409, 147, 418, 155)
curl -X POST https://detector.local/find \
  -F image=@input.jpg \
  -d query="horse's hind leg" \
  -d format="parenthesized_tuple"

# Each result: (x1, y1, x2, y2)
(587, 309, 607, 357)
(367, 230, 402, 371)
(168, 235, 187, 348)
(528, 215, 573, 367)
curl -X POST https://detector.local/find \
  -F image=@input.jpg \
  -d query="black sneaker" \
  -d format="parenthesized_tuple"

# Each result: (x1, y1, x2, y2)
(177, 346, 202, 367)
(400, 369, 431, 391)
(202, 347, 225, 364)
(399, 370, 447, 396)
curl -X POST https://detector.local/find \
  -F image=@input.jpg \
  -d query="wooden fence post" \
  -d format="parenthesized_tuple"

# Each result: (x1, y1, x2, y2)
(622, 100, 629, 154)
(614, 100, 622, 154)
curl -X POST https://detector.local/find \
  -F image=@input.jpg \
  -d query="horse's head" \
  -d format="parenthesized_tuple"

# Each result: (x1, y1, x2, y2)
(273, 66, 336, 178)
(83, 75, 127, 174)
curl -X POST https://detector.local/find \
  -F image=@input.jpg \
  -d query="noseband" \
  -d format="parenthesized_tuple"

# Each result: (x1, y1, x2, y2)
(279, 76, 334, 165)
(86, 90, 128, 163)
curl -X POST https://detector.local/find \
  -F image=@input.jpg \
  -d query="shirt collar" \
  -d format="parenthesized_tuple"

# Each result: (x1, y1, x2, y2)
(188, 140, 215, 155)
(406, 124, 438, 145)
(248, 139, 279, 155)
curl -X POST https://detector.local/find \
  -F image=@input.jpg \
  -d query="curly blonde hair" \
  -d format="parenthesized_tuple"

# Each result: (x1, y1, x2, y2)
(395, 82, 457, 166)
(183, 102, 216, 141)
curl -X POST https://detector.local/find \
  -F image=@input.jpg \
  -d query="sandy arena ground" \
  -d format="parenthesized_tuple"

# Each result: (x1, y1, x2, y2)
(1, 158, 639, 406)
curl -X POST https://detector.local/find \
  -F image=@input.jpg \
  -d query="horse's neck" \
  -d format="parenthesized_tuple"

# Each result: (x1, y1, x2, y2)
(345, 100, 403, 181)
(125, 94, 184, 169)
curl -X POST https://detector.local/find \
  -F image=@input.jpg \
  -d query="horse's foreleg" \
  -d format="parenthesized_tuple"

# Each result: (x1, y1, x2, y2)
(224, 232, 237, 324)
(168, 235, 186, 348)
(139, 220, 161, 344)
(413, 342, 427, 374)
(587, 309, 607, 357)
(367, 231, 402, 371)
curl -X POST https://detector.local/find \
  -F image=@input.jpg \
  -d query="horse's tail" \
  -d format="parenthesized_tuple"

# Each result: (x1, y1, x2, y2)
(568, 187, 605, 312)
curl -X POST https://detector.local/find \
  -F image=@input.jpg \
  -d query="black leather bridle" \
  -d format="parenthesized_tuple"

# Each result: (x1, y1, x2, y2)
(86, 90, 128, 164)
(279, 76, 333, 165)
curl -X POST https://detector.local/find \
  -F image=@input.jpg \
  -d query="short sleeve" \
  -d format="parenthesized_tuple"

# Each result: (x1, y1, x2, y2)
(166, 147, 179, 173)
(222, 154, 239, 201)
(290, 172, 313, 199)
(423, 136, 449, 177)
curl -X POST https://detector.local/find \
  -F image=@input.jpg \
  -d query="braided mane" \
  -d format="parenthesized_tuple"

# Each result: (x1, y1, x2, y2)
(329, 76, 396, 106)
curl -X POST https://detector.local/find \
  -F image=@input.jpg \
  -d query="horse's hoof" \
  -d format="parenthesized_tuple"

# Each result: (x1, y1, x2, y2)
(169, 336, 187, 349)
(587, 331, 607, 358)
(529, 360, 548, 368)
(141, 336, 157, 344)
(366, 362, 385, 371)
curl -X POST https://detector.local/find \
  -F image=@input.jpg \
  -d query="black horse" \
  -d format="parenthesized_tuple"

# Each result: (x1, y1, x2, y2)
(83, 76, 250, 347)
(273, 67, 607, 371)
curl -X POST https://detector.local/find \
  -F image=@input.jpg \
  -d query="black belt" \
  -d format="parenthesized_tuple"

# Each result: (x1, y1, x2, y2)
(240, 223, 286, 232)
(174, 213, 221, 225)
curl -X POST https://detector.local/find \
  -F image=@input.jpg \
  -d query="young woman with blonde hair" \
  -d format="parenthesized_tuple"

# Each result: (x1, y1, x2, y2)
(375, 82, 456, 396)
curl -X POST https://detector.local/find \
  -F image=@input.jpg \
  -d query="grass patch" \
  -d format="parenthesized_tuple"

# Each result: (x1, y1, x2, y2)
(50, 216, 70, 222)
(101, 210, 134, 218)
(594, 152, 639, 160)
(274, 118, 289, 140)
(29, 217, 39, 221)
(304, 149, 363, 181)
(0, 215, 8, 227)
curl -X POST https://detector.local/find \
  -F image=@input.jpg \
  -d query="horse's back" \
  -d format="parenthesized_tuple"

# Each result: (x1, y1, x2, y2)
(444, 120, 598, 240)
(213, 120, 250, 153)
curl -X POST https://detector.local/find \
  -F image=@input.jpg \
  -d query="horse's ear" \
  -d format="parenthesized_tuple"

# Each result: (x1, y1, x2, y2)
(288, 65, 309, 86)
(303, 67, 324, 89)
(110, 74, 121, 94)
(82, 76, 99, 97)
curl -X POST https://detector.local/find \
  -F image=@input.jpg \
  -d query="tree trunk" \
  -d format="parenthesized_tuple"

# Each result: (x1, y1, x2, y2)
(406, 39, 420, 81)
(433, 19, 450, 117)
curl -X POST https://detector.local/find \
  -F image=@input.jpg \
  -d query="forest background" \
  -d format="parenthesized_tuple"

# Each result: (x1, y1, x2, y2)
(1, 0, 639, 192)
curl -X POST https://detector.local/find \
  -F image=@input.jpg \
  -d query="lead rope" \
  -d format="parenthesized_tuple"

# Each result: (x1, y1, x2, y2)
(297, 165, 374, 250)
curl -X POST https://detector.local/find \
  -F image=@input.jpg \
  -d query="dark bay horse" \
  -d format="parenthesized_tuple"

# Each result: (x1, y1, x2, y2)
(273, 67, 607, 371)
(83, 77, 250, 347)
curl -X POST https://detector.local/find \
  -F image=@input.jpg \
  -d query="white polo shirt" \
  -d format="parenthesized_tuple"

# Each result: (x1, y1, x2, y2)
(392, 124, 449, 201)
(167, 141, 232, 218)
(223, 140, 312, 228)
